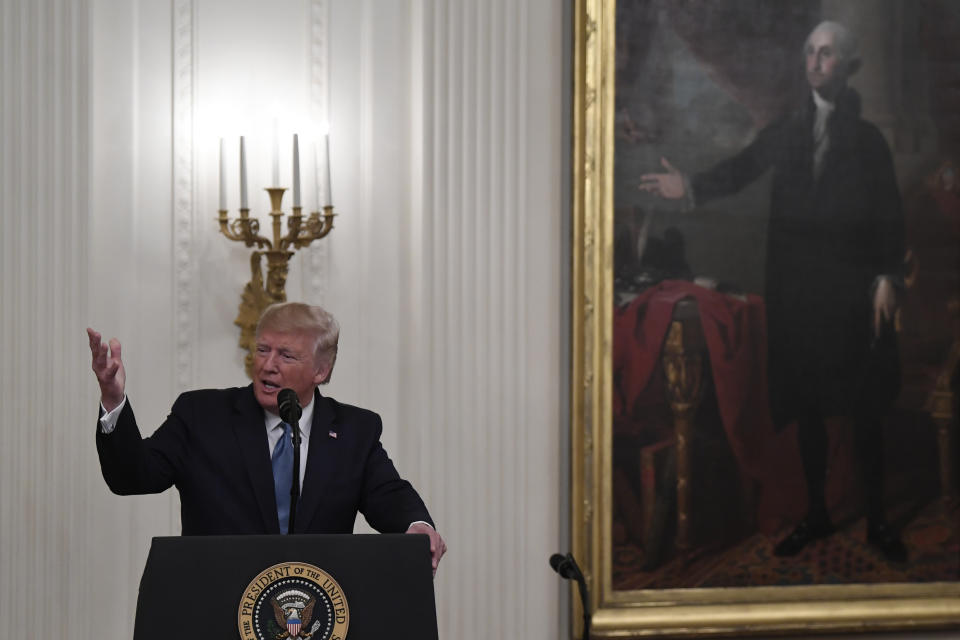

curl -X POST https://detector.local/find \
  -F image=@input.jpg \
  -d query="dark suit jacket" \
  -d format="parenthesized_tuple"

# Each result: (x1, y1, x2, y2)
(96, 385, 433, 535)
(691, 88, 905, 426)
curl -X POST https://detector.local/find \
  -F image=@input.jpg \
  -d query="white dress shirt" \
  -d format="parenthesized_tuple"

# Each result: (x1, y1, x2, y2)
(812, 89, 835, 178)
(265, 398, 313, 488)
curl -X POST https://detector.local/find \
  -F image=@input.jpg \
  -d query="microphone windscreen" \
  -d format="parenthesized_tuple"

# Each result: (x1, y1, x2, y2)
(277, 388, 303, 423)
(549, 553, 565, 573)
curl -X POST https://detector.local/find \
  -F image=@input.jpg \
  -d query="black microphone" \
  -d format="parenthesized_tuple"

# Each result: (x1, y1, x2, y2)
(277, 388, 302, 424)
(550, 552, 590, 638)
(550, 553, 583, 581)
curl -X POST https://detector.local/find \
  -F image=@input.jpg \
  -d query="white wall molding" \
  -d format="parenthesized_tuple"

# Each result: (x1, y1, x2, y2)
(305, 0, 331, 305)
(173, 0, 196, 391)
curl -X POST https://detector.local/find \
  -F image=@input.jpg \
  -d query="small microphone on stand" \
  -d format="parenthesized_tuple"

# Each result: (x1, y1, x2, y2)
(550, 552, 590, 638)
(277, 389, 302, 533)
(277, 388, 302, 424)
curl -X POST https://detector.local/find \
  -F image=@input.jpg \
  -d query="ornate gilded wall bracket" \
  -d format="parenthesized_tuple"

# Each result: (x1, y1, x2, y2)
(218, 187, 336, 377)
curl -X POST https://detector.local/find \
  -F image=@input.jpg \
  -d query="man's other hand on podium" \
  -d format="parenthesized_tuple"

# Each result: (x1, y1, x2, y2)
(407, 522, 447, 576)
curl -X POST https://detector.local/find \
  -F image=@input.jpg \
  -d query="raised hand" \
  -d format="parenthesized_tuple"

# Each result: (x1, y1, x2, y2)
(87, 328, 126, 412)
(639, 156, 687, 200)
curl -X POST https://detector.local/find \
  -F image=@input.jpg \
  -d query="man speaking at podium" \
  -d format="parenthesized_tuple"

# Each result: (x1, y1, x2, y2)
(87, 302, 446, 575)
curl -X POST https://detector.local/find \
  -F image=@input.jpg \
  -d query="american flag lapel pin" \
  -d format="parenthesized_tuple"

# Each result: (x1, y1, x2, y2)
(328, 430, 338, 439)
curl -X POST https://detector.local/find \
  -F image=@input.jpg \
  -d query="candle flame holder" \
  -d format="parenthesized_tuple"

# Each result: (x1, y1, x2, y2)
(218, 187, 336, 377)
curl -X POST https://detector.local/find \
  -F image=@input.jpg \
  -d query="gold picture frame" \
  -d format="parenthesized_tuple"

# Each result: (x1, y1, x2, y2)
(570, 0, 960, 637)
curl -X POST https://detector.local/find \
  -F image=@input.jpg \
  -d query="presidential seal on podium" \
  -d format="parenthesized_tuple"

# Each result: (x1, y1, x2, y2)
(238, 562, 350, 640)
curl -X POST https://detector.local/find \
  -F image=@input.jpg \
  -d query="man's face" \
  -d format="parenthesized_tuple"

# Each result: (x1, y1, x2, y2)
(805, 28, 846, 98)
(252, 329, 328, 414)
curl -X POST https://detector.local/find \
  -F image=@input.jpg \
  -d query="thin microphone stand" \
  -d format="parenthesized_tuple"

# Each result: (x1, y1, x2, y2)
(550, 552, 591, 638)
(288, 420, 301, 534)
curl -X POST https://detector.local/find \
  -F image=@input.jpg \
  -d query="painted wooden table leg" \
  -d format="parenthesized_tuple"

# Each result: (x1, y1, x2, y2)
(662, 319, 704, 553)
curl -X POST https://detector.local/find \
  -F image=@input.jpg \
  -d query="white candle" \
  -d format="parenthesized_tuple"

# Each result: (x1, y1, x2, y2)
(239, 136, 249, 209)
(324, 132, 332, 207)
(218, 138, 227, 210)
(272, 118, 280, 186)
(313, 143, 321, 212)
(292, 134, 301, 207)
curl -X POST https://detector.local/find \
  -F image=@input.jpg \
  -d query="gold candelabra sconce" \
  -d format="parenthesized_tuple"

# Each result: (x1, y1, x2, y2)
(218, 187, 336, 377)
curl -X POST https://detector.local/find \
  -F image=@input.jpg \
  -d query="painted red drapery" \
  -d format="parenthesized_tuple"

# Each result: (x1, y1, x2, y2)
(613, 280, 807, 532)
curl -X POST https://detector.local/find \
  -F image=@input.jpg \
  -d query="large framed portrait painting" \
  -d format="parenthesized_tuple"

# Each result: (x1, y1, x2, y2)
(571, 0, 960, 637)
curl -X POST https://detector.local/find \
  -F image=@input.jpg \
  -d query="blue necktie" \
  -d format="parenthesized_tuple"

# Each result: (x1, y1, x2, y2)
(272, 422, 294, 534)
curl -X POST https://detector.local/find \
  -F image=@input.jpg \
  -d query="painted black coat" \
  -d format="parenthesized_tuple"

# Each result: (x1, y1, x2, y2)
(692, 89, 904, 427)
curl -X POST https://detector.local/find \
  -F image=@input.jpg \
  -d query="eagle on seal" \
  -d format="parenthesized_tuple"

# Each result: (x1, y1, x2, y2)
(271, 595, 316, 639)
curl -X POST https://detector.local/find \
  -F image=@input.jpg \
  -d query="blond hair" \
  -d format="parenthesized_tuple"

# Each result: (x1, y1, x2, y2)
(256, 302, 340, 383)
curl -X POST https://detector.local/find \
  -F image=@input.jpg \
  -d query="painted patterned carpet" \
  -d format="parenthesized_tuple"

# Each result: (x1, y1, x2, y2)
(613, 500, 959, 590)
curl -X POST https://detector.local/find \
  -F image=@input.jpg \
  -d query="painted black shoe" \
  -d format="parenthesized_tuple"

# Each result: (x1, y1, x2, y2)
(867, 523, 908, 563)
(773, 517, 835, 557)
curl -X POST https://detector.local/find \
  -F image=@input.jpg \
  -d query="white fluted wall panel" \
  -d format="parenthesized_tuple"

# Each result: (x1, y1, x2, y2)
(328, 1, 565, 637)
(419, 1, 541, 634)
(321, 2, 565, 637)
(0, 0, 94, 634)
